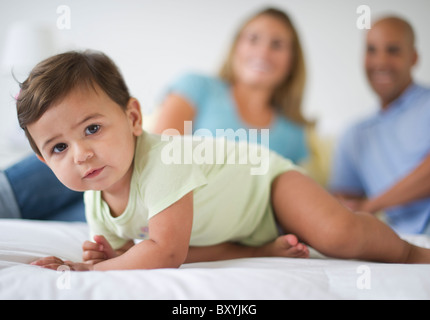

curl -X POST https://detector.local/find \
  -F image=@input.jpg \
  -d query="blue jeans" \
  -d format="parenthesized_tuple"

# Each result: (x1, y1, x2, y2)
(0, 155, 85, 221)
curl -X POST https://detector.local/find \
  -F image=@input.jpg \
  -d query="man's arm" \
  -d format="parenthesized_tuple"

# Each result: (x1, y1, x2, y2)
(361, 154, 430, 213)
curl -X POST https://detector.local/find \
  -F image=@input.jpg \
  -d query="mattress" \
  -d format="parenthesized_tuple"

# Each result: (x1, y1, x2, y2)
(1, 219, 430, 300)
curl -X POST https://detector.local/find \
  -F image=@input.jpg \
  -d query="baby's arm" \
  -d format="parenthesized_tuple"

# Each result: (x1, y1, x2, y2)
(90, 191, 193, 271)
(32, 192, 193, 271)
(82, 235, 134, 265)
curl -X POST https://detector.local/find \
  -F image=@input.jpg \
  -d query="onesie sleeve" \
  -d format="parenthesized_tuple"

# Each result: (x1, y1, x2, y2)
(138, 136, 208, 220)
(83, 191, 130, 250)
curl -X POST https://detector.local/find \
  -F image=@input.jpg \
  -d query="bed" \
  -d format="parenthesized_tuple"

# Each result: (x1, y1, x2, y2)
(1, 218, 430, 300)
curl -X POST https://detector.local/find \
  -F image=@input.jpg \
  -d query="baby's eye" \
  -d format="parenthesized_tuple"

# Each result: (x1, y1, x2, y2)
(53, 143, 68, 154)
(85, 124, 100, 135)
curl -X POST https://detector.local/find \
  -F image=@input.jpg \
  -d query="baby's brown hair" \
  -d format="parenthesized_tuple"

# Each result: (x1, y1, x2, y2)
(16, 50, 131, 156)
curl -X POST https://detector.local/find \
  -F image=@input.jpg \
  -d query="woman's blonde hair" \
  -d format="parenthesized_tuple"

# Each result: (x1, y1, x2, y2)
(219, 7, 309, 125)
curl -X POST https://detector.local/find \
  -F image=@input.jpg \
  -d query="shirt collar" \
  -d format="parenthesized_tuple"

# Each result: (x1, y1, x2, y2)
(380, 82, 420, 114)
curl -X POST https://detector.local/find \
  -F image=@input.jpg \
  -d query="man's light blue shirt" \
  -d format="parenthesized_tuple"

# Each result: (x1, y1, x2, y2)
(329, 83, 430, 234)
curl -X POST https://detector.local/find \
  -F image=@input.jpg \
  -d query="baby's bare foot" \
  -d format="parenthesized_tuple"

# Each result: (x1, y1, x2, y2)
(259, 234, 309, 258)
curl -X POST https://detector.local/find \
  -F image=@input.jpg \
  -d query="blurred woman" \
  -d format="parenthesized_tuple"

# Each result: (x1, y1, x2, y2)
(154, 7, 310, 163)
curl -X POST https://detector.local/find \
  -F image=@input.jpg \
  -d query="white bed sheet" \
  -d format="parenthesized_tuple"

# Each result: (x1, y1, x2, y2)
(1, 219, 430, 300)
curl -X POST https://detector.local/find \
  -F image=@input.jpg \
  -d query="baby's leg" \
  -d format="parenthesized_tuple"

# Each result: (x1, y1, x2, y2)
(271, 171, 430, 263)
(186, 235, 308, 263)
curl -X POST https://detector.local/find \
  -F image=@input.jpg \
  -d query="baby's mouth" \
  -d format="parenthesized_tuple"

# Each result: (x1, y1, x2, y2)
(83, 166, 105, 179)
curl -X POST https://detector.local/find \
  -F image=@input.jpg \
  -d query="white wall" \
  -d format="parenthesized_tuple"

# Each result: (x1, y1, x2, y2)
(1, 0, 429, 167)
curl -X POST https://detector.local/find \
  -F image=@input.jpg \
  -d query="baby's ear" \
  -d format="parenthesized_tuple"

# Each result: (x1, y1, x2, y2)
(126, 98, 143, 136)
(36, 154, 46, 164)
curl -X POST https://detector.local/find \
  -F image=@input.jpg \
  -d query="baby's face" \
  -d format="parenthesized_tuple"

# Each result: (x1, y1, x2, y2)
(27, 85, 143, 194)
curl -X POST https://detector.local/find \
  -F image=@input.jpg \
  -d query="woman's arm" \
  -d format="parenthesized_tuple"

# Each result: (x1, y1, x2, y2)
(152, 94, 195, 135)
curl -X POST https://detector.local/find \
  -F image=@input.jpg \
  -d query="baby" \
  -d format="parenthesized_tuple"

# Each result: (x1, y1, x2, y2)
(20, 51, 430, 271)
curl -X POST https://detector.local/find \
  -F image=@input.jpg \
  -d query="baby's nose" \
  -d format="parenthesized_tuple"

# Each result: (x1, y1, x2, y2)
(73, 142, 94, 164)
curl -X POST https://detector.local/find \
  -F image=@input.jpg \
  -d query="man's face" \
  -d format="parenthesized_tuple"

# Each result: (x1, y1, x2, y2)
(28, 86, 143, 194)
(365, 21, 417, 108)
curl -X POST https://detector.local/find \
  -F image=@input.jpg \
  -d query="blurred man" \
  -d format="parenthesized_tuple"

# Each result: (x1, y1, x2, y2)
(329, 16, 430, 235)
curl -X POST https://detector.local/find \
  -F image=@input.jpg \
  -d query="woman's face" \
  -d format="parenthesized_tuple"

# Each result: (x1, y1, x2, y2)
(233, 15, 294, 90)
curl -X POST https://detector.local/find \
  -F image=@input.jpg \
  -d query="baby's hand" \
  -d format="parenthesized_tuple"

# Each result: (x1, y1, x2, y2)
(82, 235, 116, 265)
(30, 256, 93, 271)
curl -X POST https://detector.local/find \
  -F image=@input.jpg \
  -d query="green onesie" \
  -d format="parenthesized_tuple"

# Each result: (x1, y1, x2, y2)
(84, 132, 300, 249)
